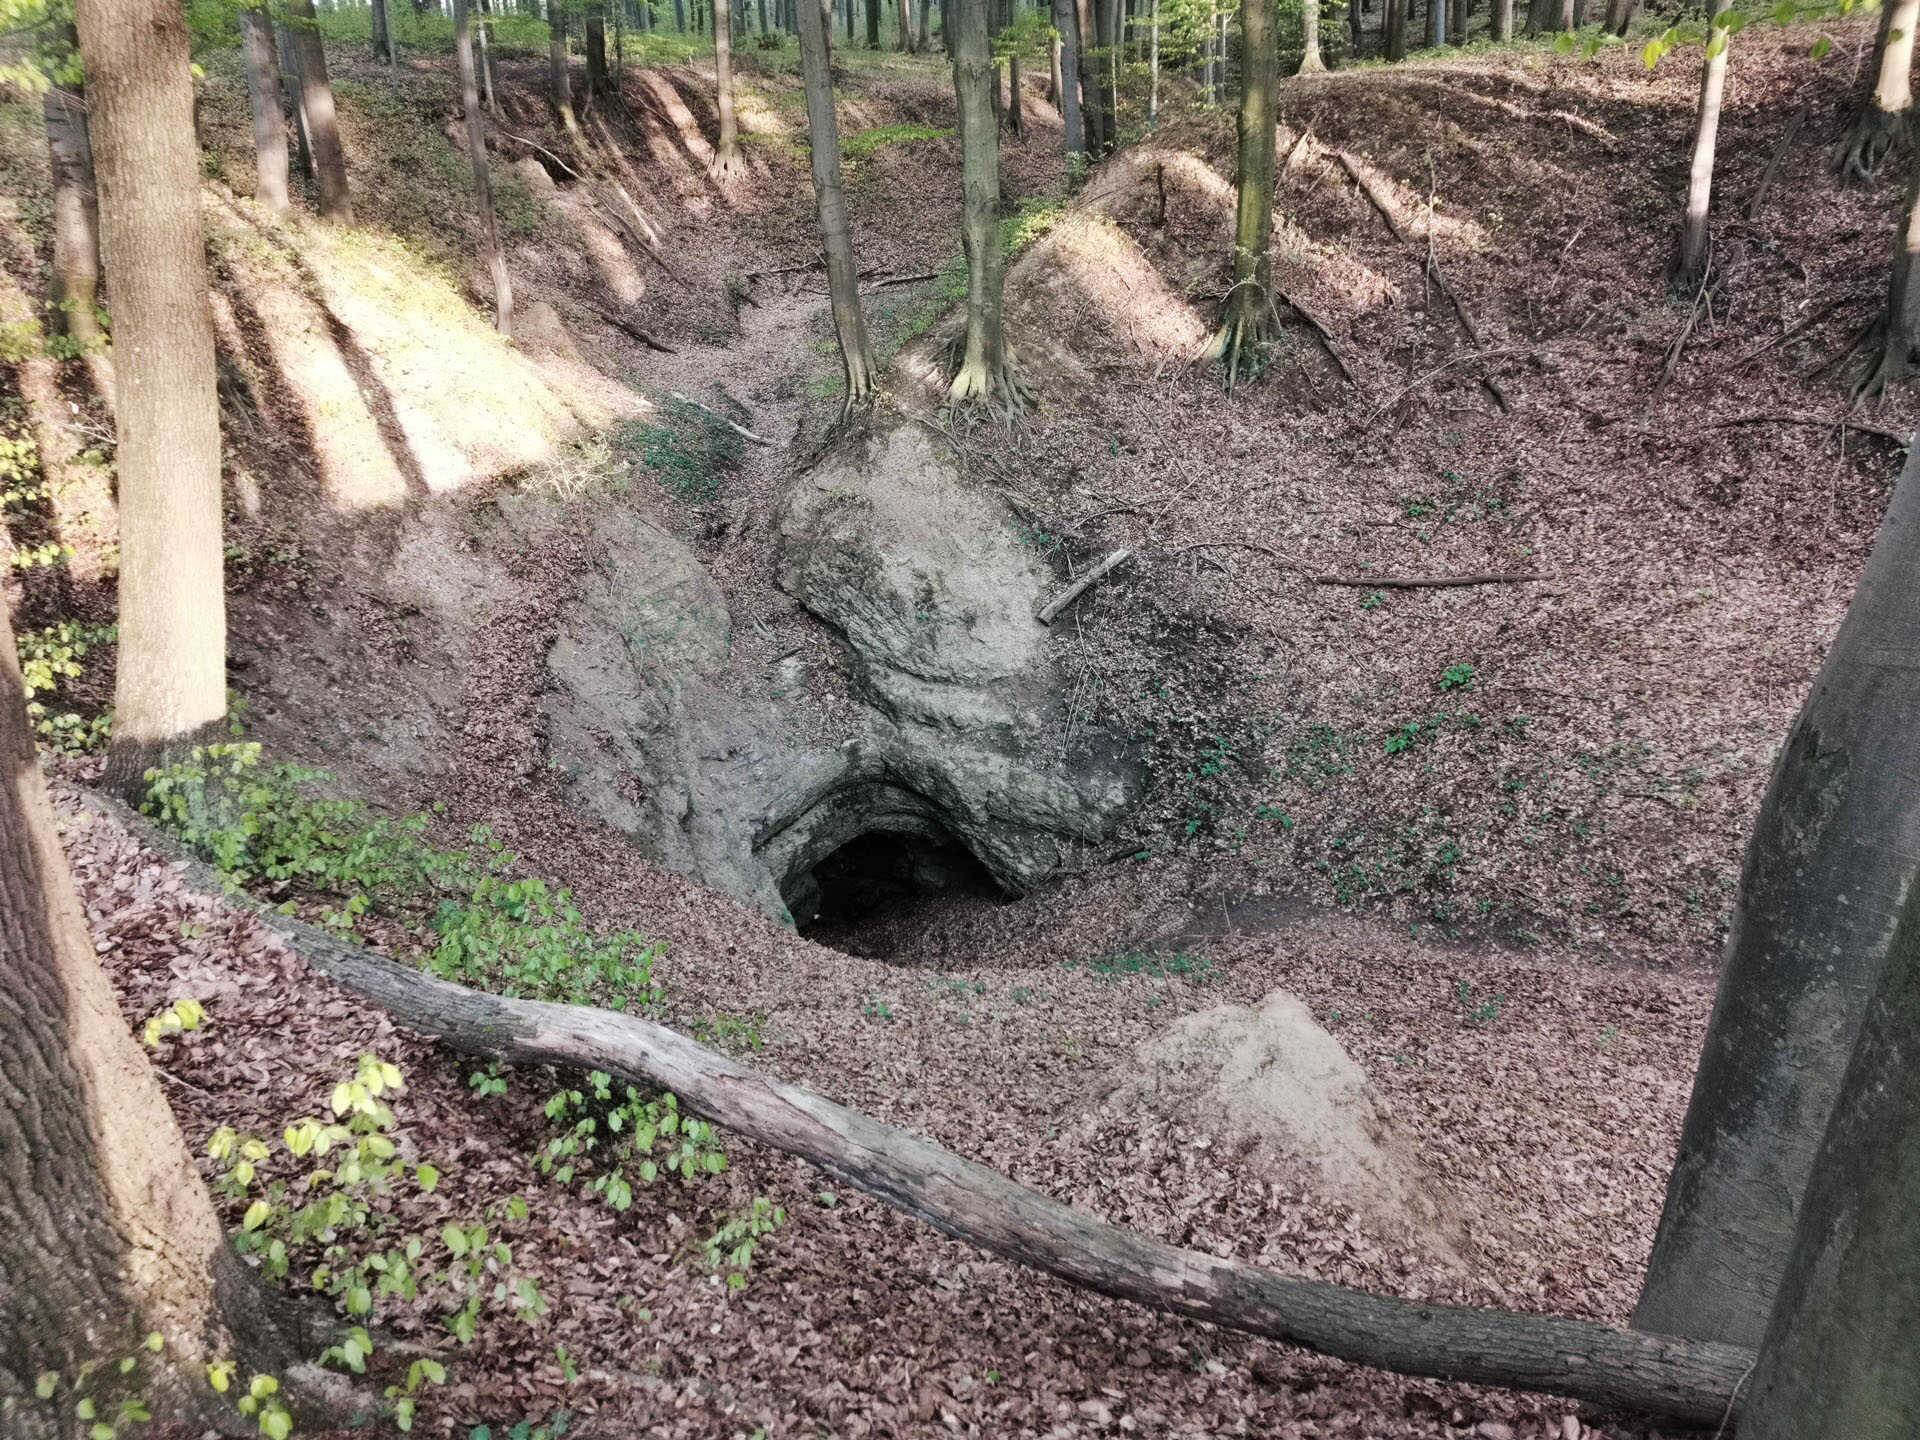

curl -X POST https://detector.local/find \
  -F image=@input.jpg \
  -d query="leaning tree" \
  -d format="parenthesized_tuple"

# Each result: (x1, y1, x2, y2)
(1635, 428, 1920, 1347)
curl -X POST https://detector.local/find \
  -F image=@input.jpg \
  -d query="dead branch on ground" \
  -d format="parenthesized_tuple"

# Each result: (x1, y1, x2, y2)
(667, 391, 774, 446)
(588, 303, 679, 353)
(1037, 548, 1134, 623)
(1312, 573, 1547, 589)
(1711, 414, 1910, 446)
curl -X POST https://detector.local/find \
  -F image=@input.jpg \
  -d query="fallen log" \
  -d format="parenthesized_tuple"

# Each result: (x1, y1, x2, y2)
(1313, 573, 1547, 589)
(667, 391, 774, 447)
(588, 303, 679, 354)
(72, 790, 1757, 1428)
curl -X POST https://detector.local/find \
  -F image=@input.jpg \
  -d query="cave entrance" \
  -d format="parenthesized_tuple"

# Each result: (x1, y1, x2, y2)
(786, 828, 1005, 957)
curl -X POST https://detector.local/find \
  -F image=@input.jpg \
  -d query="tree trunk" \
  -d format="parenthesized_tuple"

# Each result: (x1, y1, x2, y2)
(1634, 428, 1920, 1348)
(371, 0, 392, 58)
(1835, 0, 1916, 182)
(1350, 0, 1363, 59)
(794, 0, 877, 408)
(1209, 0, 1277, 388)
(866, 0, 880, 45)
(1739, 804, 1920, 1439)
(239, 7, 291, 213)
(83, 0, 227, 801)
(949, 0, 1019, 406)
(586, 6, 610, 96)
(1075, 0, 1105, 149)
(1147, 0, 1159, 125)
(897, 0, 916, 49)
(455, 0, 513, 334)
(1428, 0, 1445, 48)
(41, 51, 107, 370)
(275, 23, 314, 182)
(1860, 156, 1920, 393)
(1009, 52, 1023, 131)
(284, 0, 352, 221)
(676, 0, 686, 30)
(1494, 0, 1512, 41)
(1299, 0, 1325, 70)
(479, 0, 502, 115)
(1524, 0, 1553, 35)
(1052, 0, 1085, 156)
(113, 792, 1761, 1431)
(1450, 0, 1466, 44)
(383, 0, 403, 85)
(710, 0, 744, 176)
(918, 0, 932, 50)
(1671, 0, 1728, 293)
(549, 1, 581, 133)
(1386, 0, 1406, 59)
(1601, 0, 1632, 36)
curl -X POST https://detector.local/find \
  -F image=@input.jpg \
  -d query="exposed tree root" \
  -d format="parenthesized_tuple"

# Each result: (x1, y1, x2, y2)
(945, 345, 1033, 414)
(1832, 102, 1906, 184)
(707, 143, 747, 183)
(78, 788, 1761, 1430)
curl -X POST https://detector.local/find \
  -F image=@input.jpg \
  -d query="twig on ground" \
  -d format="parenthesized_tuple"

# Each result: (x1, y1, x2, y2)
(1037, 548, 1133, 624)
(1660, 260, 1714, 390)
(1168, 539, 1291, 561)
(667, 391, 775, 446)
(1730, 293, 1875, 371)
(1312, 572, 1547, 589)
(494, 127, 583, 180)
(1364, 346, 1535, 422)
(1273, 287, 1355, 384)
(1745, 102, 1810, 220)
(1711, 413, 1910, 446)
(864, 270, 941, 290)
(591, 197, 689, 287)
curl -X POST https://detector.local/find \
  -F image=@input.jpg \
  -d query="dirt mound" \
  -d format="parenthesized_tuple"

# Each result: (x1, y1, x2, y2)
(1095, 989, 1465, 1262)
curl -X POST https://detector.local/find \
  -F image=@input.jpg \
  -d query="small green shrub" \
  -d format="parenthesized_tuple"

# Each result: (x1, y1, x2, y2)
(1438, 661, 1476, 691)
(840, 122, 953, 158)
(17, 620, 115, 753)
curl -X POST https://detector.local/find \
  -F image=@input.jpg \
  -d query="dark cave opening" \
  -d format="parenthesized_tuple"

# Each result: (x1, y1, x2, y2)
(787, 829, 1005, 951)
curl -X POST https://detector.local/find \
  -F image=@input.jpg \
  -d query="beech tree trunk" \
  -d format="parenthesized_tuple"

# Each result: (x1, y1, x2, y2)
(1299, 0, 1325, 71)
(794, 0, 877, 408)
(550, 2, 581, 133)
(1148, 0, 1159, 125)
(586, 6, 611, 96)
(918, 0, 932, 50)
(455, 0, 513, 333)
(1524, 0, 1553, 35)
(1052, 0, 1085, 155)
(102, 788, 1761, 1431)
(711, 0, 744, 177)
(1861, 159, 1920, 393)
(239, 5, 291, 211)
(898, 0, 916, 49)
(41, 52, 106, 362)
(1635, 437, 1920, 1348)
(274, 24, 314, 185)
(1672, 0, 1729, 293)
(1601, 0, 1633, 36)
(1428, 0, 1445, 49)
(1739, 823, 1920, 1439)
(1386, 0, 1406, 59)
(949, 0, 1018, 406)
(85, 0, 227, 802)
(1209, 0, 1276, 389)
(371, 0, 393, 58)
(1835, 0, 1916, 182)
(1009, 53, 1023, 131)
(1074, 0, 1108, 150)
(479, 0, 501, 115)
(867, 0, 880, 46)
(283, 0, 351, 222)
(1493, 0, 1512, 41)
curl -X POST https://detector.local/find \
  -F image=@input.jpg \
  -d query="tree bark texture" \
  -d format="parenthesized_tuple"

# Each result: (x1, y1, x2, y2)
(455, 0, 514, 333)
(1299, 0, 1325, 71)
(1494, 0, 1512, 40)
(1074, 0, 1108, 150)
(1428, 0, 1445, 49)
(284, 0, 352, 221)
(91, 788, 1762, 1431)
(1739, 828, 1920, 1440)
(710, 0, 745, 177)
(1052, 0, 1085, 154)
(949, 0, 1016, 405)
(795, 0, 877, 406)
(0, 457, 229, 1432)
(1835, 0, 1915, 182)
(239, 6, 291, 212)
(586, 7, 611, 96)
(79, 0, 228, 802)
(41, 57, 108, 386)
(550, 2, 581, 132)
(867, 0, 881, 45)
(1211, 0, 1277, 386)
(898, 0, 917, 49)
(1386, 0, 1407, 60)
(1672, 0, 1729, 292)
(1635, 435, 1920, 1348)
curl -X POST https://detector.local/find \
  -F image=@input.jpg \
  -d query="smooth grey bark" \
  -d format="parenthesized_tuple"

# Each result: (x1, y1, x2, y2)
(1299, 0, 1325, 71)
(1208, 0, 1277, 389)
(239, 5, 291, 211)
(794, 0, 877, 409)
(455, 0, 513, 333)
(284, 0, 351, 222)
(1386, 0, 1406, 58)
(1074, 0, 1107, 150)
(1672, 0, 1729, 292)
(1427, 0, 1445, 48)
(41, 52, 106, 361)
(1834, 0, 1915, 182)
(550, 1, 581, 133)
(275, 23, 313, 182)
(711, 0, 744, 177)
(88, 788, 1762, 1431)
(586, 6, 611, 96)
(949, 0, 1018, 406)
(1494, 0, 1512, 41)
(1860, 155, 1920, 394)
(1635, 436, 1920, 1347)
(1739, 825, 1920, 1440)
(1051, 0, 1085, 155)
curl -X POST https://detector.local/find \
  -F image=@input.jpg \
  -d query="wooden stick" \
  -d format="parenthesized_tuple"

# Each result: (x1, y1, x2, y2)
(1037, 547, 1133, 623)
(1729, 294, 1874, 371)
(494, 127, 583, 180)
(72, 788, 1758, 1428)
(1365, 346, 1534, 422)
(667, 391, 774, 446)
(1745, 101, 1810, 220)
(588, 303, 679, 353)
(1660, 261, 1713, 390)
(1711, 414, 1910, 446)
(863, 270, 942, 290)
(1312, 572, 1547, 589)
(1273, 286, 1355, 384)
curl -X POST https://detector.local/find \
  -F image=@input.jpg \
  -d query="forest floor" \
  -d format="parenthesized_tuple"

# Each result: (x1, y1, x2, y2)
(6, 13, 1917, 1440)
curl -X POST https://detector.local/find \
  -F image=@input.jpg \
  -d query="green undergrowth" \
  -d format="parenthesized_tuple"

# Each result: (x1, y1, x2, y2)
(617, 397, 746, 504)
(141, 741, 662, 1011)
(841, 121, 953, 158)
